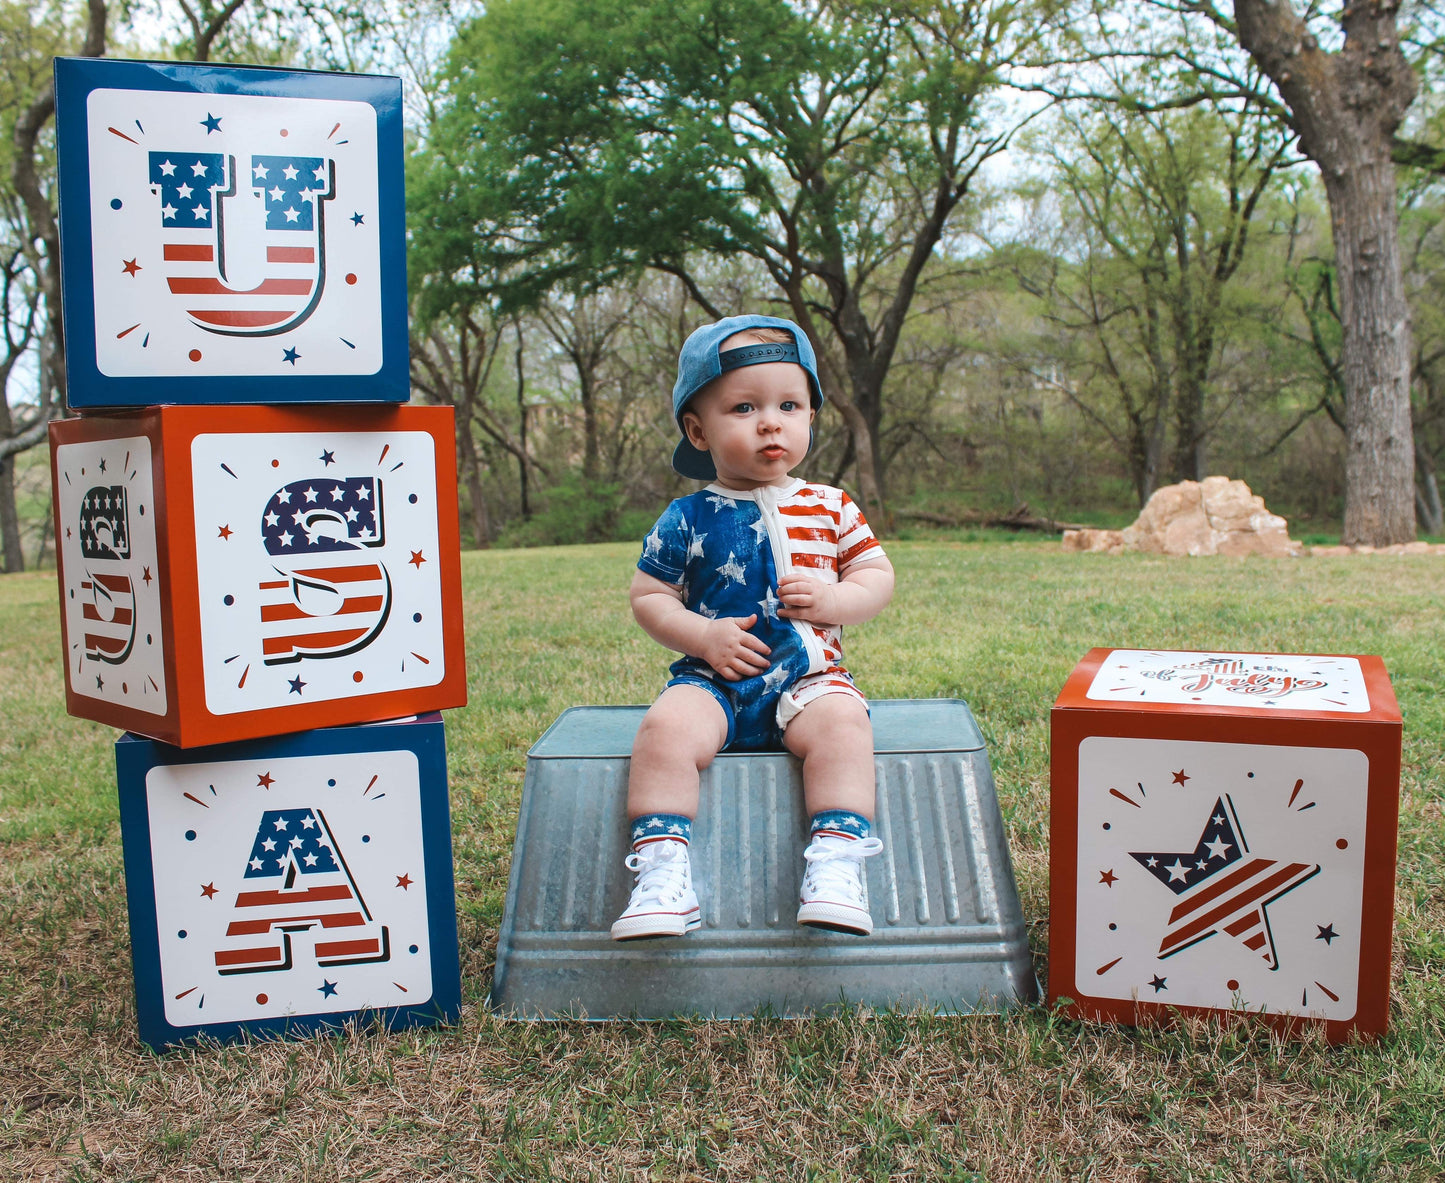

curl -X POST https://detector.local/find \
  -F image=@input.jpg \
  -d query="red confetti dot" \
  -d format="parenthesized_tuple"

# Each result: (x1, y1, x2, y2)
(1227, 979, 1239, 991)
(353, 671, 364, 683)
(345, 273, 357, 285)
(188, 349, 202, 362)
(1336, 838, 1349, 850)
(271, 459, 280, 467)
(122, 683, 128, 693)
(256, 993, 268, 1004)
(280, 129, 289, 137)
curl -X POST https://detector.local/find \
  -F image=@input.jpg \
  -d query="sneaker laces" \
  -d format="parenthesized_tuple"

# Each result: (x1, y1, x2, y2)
(802, 835, 884, 904)
(623, 840, 691, 908)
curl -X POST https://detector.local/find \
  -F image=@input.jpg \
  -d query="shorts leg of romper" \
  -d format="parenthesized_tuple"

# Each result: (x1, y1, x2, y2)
(775, 668, 870, 734)
(665, 673, 737, 749)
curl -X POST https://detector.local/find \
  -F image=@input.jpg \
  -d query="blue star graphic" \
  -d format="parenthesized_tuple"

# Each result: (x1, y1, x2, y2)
(351, 211, 365, 226)
(1315, 924, 1339, 945)
(288, 675, 307, 695)
(1148, 975, 1168, 993)
(318, 979, 338, 997)
(200, 113, 222, 134)
(283, 347, 301, 365)
(319, 449, 336, 466)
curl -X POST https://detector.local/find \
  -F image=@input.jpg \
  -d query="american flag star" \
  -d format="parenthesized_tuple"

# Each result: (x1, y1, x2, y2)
(1131, 795, 1320, 969)
(716, 552, 746, 585)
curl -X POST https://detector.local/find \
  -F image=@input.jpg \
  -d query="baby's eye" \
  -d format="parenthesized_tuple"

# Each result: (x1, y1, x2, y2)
(780, 400, 800, 412)
(731, 402, 754, 414)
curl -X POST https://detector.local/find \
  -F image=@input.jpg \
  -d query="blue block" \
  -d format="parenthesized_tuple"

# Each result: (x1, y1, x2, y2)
(115, 713, 459, 1049)
(55, 57, 408, 407)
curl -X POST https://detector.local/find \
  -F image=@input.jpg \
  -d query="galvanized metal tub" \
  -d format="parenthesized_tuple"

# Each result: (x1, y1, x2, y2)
(490, 699, 1038, 1019)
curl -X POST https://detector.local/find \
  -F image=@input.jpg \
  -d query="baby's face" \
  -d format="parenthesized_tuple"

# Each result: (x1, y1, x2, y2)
(682, 343, 814, 490)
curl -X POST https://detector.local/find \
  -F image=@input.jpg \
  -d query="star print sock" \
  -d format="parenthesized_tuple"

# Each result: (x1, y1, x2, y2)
(809, 809, 870, 841)
(629, 812, 692, 850)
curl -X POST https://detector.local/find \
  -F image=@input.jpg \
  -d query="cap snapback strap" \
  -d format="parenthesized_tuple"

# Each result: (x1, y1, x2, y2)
(718, 341, 800, 371)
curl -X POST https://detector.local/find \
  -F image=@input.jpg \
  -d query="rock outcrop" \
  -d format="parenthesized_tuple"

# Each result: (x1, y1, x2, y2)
(1061, 477, 1302, 557)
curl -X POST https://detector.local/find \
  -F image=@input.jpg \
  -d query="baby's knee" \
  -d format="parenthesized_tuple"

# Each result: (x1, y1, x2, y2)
(634, 689, 728, 763)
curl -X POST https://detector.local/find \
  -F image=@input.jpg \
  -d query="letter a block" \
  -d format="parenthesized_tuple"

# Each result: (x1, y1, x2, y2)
(1048, 649, 1401, 1042)
(50, 403, 465, 747)
(115, 713, 460, 1050)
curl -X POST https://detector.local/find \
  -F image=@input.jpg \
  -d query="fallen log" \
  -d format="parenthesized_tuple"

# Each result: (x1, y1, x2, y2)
(897, 504, 1089, 535)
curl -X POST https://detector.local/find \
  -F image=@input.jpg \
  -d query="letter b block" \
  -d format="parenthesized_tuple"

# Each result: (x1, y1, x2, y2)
(50, 404, 465, 747)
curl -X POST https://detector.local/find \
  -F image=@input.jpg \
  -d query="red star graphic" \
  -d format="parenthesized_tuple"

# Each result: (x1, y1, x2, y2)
(1099, 868, 1118, 887)
(409, 549, 426, 569)
(121, 258, 141, 277)
(142, 566, 153, 586)
(1172, 769, 1190, 786)
(257, 771, 275, 789)
(396, 873, 413, 890)
(218, 524, 233, 540)
(200, 882, 218, 899)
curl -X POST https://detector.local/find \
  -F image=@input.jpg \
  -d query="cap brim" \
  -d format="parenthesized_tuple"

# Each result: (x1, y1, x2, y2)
(672, 438, 717, 480)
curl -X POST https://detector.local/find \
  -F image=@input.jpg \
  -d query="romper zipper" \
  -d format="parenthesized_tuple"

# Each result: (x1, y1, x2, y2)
(754, 484, 826, 673)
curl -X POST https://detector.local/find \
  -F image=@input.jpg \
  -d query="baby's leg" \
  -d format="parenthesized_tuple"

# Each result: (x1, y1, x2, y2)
(783, 692, 875, 819)
(611, 684, 729, 941)
(785, 693, 882, 934)
(627, 682, 730, 818)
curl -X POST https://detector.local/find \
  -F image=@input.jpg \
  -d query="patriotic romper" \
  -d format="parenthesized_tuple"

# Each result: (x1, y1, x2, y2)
(637, 478, 887, 751)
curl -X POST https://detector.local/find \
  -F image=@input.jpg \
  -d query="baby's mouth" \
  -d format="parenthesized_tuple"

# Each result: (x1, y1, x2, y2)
(760, 445, 786, 459)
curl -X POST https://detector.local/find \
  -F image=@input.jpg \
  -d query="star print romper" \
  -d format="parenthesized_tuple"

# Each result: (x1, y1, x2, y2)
(637, 478, 887, 750)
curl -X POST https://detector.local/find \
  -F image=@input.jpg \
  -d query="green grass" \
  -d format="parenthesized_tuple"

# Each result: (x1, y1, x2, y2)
(2, 540, 1443, 1181)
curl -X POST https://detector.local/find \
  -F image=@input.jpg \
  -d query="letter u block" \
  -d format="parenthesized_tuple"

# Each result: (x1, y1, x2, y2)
(50, 403, 465, 747)
(115, 713, 460, 1049)
(1048, 648, 1401, 1042)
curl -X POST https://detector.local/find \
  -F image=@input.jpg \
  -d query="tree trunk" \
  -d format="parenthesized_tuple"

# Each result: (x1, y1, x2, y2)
(1326, 156, 1416, 543)
(1417, 441, 1443, 536)
(0, 454, 23, 573)
(1233, 0, 1417, 544)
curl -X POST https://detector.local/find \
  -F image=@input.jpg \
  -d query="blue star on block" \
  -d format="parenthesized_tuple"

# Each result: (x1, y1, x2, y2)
(283, 347, 301, 366)
(200, 113, 222, 134)
(318, 980, 338, 998)
(351, 212, 365, 225)
(288, 675, 307, 695)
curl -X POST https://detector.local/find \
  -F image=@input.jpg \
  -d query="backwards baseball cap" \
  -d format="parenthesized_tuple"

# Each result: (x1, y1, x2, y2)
(671, 314, 825, 480)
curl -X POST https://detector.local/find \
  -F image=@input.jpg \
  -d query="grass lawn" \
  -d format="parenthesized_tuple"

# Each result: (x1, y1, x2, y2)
(2, 540, 1442, 1181)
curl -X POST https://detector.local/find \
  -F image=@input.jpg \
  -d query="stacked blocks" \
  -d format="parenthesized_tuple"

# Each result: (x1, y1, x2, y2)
(1049, 648, 1401, 1043)
(51, 58, 466, 1049)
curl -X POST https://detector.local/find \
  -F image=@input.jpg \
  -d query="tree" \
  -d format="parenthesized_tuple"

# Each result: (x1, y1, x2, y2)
(1016, 97, 1293, 503)
(410, 0, 1053, 522)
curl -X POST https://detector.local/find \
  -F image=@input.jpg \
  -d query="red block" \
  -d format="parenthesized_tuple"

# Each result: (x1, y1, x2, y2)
(1049, 648, 1401, 1042)
(50, 404, 466, 747)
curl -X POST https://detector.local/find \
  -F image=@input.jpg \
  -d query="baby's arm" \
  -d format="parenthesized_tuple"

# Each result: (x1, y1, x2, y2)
(629, 570, 772, 681)
(776, 557, 895, 627)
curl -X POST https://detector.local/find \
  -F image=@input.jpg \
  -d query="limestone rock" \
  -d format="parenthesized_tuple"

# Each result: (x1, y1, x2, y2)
(1069, 476, 1303, 557)
(1061, 528, 1125, 554)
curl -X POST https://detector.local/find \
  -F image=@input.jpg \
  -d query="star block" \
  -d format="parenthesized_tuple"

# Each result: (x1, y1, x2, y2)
(1049, 648, 1402, 1043)
(49, 404, 465, 747)
(115, 712, 460, 1050)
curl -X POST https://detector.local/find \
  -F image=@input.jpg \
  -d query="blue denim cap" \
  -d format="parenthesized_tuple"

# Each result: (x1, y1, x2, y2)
(671, 315, 825, 480)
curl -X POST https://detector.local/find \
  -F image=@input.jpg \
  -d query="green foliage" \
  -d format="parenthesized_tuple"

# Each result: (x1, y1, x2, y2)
(494, 475, 656, 549)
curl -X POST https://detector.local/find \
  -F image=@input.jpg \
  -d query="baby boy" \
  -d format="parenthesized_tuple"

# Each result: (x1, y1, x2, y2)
(612, 315, 895, 940)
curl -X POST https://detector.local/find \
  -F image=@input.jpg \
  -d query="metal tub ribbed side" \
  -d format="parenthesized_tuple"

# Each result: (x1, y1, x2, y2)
(490, 700, 1037, 1019)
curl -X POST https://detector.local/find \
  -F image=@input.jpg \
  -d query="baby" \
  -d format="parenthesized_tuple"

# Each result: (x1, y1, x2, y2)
(612, 315, 895, 940)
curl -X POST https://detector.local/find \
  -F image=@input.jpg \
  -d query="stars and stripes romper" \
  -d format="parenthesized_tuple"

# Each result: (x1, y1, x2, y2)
(637, 478, 887, 751)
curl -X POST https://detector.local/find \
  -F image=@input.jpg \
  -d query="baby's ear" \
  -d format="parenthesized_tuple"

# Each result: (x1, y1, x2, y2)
(681, 409, 708, 449)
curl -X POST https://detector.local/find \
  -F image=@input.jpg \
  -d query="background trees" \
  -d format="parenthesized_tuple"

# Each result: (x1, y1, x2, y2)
(2, 0, 1444, 563)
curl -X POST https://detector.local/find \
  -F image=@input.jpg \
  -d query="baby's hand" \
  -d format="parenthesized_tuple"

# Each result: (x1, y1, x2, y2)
(776, 573, 839, 625)
(700, 614, 771, 681)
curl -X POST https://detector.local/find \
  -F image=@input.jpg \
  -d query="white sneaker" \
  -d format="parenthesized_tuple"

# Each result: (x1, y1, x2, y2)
(609, 839, 701, 941)
(797, 834, 885, 935)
